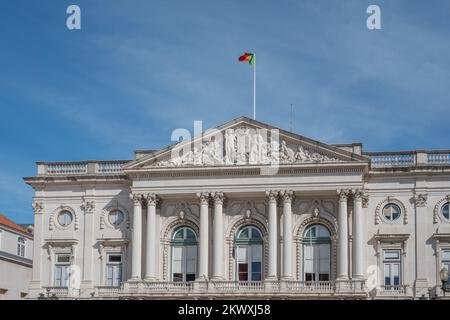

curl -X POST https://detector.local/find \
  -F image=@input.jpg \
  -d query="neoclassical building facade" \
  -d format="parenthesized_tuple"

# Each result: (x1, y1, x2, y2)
(25, 117, 450, 299)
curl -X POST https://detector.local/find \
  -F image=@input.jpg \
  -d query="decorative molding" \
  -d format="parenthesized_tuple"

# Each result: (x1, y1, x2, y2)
(196, 192, 210, 206)
(151, 127, 340, 168)
(265, 190, 279, 203)
(130, 193, 144, 206)
(100, 202, 131, 230)
(337, 189, 349, 202)
(414, 193, 428, 207)
(81, 199, 95, 214)
(362, 194, 369, 208)
(433, 195, 450, 224)
(211, 191, 226, 206)
(32, 200, 44, 215)
(279, 190, 294, 203)
(374, 197, 408, 225)
(50, 205, 79, 231)
(145, 193, 160, 208)
(225, 216, 269, 281)
(160, 217, 199, 281)
(295, 216, 337, 281)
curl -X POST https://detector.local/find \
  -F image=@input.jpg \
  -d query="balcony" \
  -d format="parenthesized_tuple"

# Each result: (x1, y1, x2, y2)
(366, 150, 450, 168)
(36, 160, 130, 176)
(91, 280, 368, 299)
(373, 285, 413, 299)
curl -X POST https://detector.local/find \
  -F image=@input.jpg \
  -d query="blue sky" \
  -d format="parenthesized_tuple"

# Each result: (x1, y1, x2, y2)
(1, 0, 450, 223)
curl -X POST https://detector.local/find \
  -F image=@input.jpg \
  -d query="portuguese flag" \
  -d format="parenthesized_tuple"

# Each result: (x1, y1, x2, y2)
(238, 52, 254, 65)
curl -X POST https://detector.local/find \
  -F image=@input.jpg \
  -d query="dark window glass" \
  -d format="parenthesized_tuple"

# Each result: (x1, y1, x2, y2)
(173, 273, 183, 282)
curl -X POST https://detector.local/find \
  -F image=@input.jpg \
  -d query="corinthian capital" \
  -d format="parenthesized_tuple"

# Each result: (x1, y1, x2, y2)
(337, 189, 349, 202)
(130, 193, 143, 205)
(81, 199, 95, 213)
(279, 190, 294, 203)
(353, 189, 364, 202)
(196, 192, 210, 205)
(145, 193, 160, 207)
(211, 191, 225, 205)
(32, 200, 44, 215)
(265, 190, 279, 203)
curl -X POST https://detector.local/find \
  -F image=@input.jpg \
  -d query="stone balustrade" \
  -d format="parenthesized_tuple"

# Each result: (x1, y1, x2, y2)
(366, 150, 450, 168)
(37, 161, 130, 176)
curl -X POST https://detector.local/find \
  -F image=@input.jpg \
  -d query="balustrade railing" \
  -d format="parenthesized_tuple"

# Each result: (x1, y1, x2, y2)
(366, 150, 450, 168)
(38, 161, 129, 176)
(377, 285, 409, 296)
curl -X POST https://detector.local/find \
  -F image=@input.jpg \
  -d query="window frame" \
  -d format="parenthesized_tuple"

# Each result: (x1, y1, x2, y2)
(301, 224, 332, 282)
(57, 210, 74, 227)
(17, 237, 26, 257)
(105, 253, 123, 287)
(382, 203, 402, 223)
(108, 210, 125, 227)
(54, 253, 71, 287)
(441, 203, 450, 221)
(234, 225, 264, 282)
(170, 227, 198, 282)
(382, 249, 402, 287)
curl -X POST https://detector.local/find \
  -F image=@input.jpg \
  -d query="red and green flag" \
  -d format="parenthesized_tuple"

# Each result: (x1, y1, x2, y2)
(238, 52, 254, 65)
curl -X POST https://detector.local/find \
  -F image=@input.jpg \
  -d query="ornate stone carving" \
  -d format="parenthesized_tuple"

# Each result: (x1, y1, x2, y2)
(211, 191, 225, 205)
(265, 190, 279, 203)
(433, 195, 450, 223)
(362, 194, 369, 208)
(81, 200, 95, 213)
(414, 193, 428, 207)
(145, 193, 160, 207)
(280, 190, 294, 203)
(130, 193, 143, 205)
(375, 197, 408, 225)
(196, 192, 210, 205)
(337, 189, 349, 202)
(32, 200, 44, 215)
(153, 127, 339, 167)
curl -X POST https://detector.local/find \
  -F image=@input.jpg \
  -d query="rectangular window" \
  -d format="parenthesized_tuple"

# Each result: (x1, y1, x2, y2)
(17, 237, 26, 257)
(383, 249, 401, 287)
(237, 246, 248, 281)
(54, 254, 71, 287)
(106, 254, 122, 287)
(443, 250, 450, 283)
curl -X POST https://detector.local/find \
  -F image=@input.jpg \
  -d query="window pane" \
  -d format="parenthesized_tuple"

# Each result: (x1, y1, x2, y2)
(109, 255, 122, 262)
(442, 250, 450, 260)
(319, 273, 329, 281)
(186, 229, 196, 240)
(238, 228, 249, 239)
(392, 264, 400, 285)
(172, 247, 183, 260)
(384, 250, 400, 261)
(442, 203, 450, 220)
(173, 273, 183, 282)
(109, 210, 124, 225)
(58, 211, 73, 226)
(251, 227, 262, 240)
(173, 229, 184, 240)
(384, 264, 391, 285)
(186, 273, 196, 282)
(252, 245, 262, 262)
(237, 247, 247, 262)
(317, 226, 330, 238)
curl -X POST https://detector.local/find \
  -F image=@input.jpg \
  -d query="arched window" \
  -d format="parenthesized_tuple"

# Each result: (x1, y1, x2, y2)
(302, 224, 331, 282)
(171, 227, 198, 282)
(235, 225, 263, 281)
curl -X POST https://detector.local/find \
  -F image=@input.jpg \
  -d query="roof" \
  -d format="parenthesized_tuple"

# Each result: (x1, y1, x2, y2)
(0, 213, 32, 235)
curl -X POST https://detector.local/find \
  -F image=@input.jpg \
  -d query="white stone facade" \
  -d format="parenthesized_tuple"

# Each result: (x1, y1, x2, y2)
(24, 117, 450, 299)
(0, 216, 33, 299)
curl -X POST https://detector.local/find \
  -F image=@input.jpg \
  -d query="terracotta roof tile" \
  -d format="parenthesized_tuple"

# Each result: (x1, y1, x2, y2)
(0, 213, 32, 235)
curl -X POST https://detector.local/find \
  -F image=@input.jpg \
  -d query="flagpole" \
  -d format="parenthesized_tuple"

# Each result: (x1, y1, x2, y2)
(253, 53, 256, 120)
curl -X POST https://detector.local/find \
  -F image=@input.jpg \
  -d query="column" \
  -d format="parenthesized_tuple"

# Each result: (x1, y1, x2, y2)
(337, 189, 349, 280)
(29, 200, 44, 297)
(281, 190, 294, 279)
(81, 199, 95, 293)
(212, 192, 225, 280)
(414, 192, 429, 296)
(145, 193, 159, 281)
(130, 193, 143, 280)
(266, 190, 279, 280)
(197, 192, 210, 280)
(353, 190, 364, 279)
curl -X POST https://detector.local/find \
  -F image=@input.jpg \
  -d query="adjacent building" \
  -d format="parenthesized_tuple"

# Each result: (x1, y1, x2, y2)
(0, 213, 33, 299)
(24, 116, 450, 299)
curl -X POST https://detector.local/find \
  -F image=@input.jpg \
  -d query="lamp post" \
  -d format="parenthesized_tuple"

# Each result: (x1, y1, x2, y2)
(439, 267, 449, 297)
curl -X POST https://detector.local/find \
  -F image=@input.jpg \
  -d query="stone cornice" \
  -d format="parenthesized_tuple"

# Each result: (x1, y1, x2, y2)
(125, 162, 368, 179)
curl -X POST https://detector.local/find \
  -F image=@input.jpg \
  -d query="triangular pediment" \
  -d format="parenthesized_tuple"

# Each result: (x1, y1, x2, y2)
(124, 116, 368, 171)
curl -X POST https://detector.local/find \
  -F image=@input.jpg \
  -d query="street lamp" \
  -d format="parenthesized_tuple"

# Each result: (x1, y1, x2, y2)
(439, 267, 449, 295)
